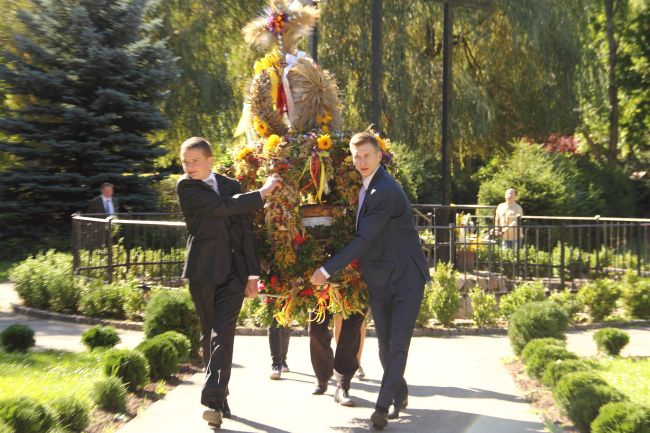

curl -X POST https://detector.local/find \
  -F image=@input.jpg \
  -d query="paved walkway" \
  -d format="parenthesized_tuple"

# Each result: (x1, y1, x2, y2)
(2, 281, 649, 433)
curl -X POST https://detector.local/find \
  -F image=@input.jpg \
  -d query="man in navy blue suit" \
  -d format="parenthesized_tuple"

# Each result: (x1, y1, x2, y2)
(310, 130, 430, 430)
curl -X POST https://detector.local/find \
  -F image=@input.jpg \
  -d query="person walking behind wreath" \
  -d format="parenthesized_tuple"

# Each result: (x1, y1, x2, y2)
(495, 188, 523, 249)
(87, 182, 119, 216)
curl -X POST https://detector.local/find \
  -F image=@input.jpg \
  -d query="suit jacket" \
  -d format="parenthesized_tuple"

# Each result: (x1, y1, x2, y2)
(87, 195, 119, 215)
(176, 173, 263, 284)
(323, 166, 430, 293)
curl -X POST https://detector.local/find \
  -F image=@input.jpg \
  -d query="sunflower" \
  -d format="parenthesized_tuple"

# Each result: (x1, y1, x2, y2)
(316, 111, 333, 125)
(254, 116, 269, 137)
(317, 134, 332, 151)
(376, 135, 389, 152)
(264, 134, 282, 156)
(236, 147, 253, 160)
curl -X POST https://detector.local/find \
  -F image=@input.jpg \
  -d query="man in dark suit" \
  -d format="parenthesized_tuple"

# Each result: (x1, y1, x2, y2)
(87, 183, 119, 215)
(310, 131, 430, 430)
(176, 136, 281, 428)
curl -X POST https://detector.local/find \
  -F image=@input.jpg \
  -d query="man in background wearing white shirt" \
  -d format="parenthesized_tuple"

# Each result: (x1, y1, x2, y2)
(87, 182, 119, 216)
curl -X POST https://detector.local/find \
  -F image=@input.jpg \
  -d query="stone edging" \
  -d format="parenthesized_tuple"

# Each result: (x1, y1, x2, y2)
(11, 304, 650, 336)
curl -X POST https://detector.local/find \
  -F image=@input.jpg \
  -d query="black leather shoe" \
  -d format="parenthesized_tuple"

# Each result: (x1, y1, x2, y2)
(371, 410, 388, 430)
(202, 409, 223, 428)
(312, 382, 328, 395)
(334, 387, 355, 407)
(388, 396, 408, 419)
(222, 399, 231, 419)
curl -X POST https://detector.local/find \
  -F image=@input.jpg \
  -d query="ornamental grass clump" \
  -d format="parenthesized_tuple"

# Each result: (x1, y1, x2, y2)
(52, 396, 90, 433)
(508, 301, 569, 355)
(593, 328, 630, 356)
(93, 377, 127, 413)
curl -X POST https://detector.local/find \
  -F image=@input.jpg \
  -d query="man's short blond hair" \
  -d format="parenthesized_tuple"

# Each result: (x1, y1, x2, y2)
(180, 137, 212, 158)
(349, 131, 381, 152)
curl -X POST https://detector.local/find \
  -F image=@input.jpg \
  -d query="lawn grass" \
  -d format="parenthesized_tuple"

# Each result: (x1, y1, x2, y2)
(0, 349, 107, 405)
(595, 357, 650, 407)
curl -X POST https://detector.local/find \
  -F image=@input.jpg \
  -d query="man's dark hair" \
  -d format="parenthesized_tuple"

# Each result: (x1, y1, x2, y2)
(100, 182, 113, 190)
(349, 130, 380, 152)
(180, 136, 213, 158)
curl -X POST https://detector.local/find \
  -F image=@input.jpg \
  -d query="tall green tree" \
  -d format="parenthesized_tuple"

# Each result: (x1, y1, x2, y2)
(0, 0, 175, 254)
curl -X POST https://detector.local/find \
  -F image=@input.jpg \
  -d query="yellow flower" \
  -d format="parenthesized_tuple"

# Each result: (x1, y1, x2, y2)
(264, 134, 282, 155)
(316, 111, 333, 125)
(317, 134, 332, 151)
(321, 125, 329, 133)
(236, 147, 253, 161)
(376, 136, 389, 152)
(344, 156, 353, 164)
(253, 50, 281, 75)
(254, 116, 269, 137)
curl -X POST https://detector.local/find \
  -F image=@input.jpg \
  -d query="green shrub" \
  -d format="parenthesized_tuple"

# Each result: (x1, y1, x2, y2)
(591, 401, 650, 433)
(554, 371, 626, 433)
(137, 336, 179, 380)
(9, 250, 75, 312)
(549, 288, 584, 323)
(579, 279, 622, 322)
(620, 272, 650, 320)
(542, 359, 592, 388)
(593, 328, 630, 356)
(81, 325, 121, 351)
(521, 338, 566, 364)
(157, 331, 191, 363)
(52, 396, 90, 432)
(78, 279, 126, 319)
(525, 345, 578, 379)
(0, 397, 55, 433)
(103, 349, 149, 391)
(93, 377, 127, 412)
(143, 289, 200, 356)
(509, 301, 569, 355)
(416, 281, 435, 327)
(499, 281, 546, 322)
(0, 324, 35, 352)
(0, 418, 10, 433)
(469, 287, 499, 328)
(430, 262, 461, 327)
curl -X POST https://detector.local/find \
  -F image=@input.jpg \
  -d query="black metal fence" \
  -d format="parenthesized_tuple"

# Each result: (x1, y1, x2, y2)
(72, 207, 650, 290)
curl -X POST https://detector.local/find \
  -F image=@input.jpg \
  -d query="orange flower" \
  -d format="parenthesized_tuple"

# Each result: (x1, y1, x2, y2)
(236, 147, 253, 160)
(376, 136, 389, 152)
(263, 134, 281, 155)
(253, 116, 269, 137)
(317, 134, 332, 151)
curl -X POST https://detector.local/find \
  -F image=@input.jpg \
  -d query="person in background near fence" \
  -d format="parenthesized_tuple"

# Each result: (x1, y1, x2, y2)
(495, 188, 523, 249)
(87, 182, 119, 216)
(176, 136, 282, 429)
(310, 131, 430, 430)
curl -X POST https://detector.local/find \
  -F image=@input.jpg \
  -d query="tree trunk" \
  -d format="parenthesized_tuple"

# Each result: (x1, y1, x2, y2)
(605, 0, 619, 167)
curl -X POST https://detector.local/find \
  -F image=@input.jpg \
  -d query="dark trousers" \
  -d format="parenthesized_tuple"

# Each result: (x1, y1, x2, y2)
(189, 268, 245, 411)
(370, 284, 424, 411)
(268, 318, 291, 368)
(309, 309, 365, 391)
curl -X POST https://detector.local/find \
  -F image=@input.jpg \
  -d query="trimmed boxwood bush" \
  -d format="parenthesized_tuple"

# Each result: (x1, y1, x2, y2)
(0, 324, 35, 352)
(9, 250, 75, 312)
(542, 359, 591, 388)
(620, 272, 650, 320)
(104, 349, 149, 391)
(591, 401, 650, 433)
(137, 336, 179, 380)
(157, 331, 191, 363)
(525, 345, 578, 379)
(143, 289, 200, 355)
(509, 301, 569, 355)
(52, 396, 90, 432)
(0, 396, 55, 433)
(579, 279, 621, 322)
(81, 325, 121, 351)
(93, 376, 127, 412)
(430, 262, 460, 327)
(521, 338, 566, 364)
(554, 371, 625, 433)
(593, 328, 630, 356)
(0, 418, 11, 433)
(499, 281, 546, 322)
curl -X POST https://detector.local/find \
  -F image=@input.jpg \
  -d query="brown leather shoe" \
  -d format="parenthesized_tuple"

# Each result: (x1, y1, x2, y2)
(312, 381, 328, 395)
(334, 387, 355, 407)
(371, 410, 388, 430)
(202, 409, 222, 428)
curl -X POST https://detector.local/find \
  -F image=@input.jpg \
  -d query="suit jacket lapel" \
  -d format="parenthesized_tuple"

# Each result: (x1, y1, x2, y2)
(357, 166, 386, 229)
(215, 173, 229, 196)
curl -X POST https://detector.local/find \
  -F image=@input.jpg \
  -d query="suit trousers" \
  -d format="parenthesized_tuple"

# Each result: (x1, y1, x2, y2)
(189, 266, 245, 411)
(371, 283, 424, 411)
(309, 309, 365, 391)
(268, 318, 291, 368)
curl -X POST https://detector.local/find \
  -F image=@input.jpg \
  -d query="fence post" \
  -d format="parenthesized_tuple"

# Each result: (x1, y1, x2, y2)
(71, 213, 80, 275)
(106, 216, 114, 283)
(595, 215, 601, 277)
(636, 222, 642, 276)
(560, 223, 565, 290)
(449, 223, 455, 266)
(515, 215, 521, 279)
